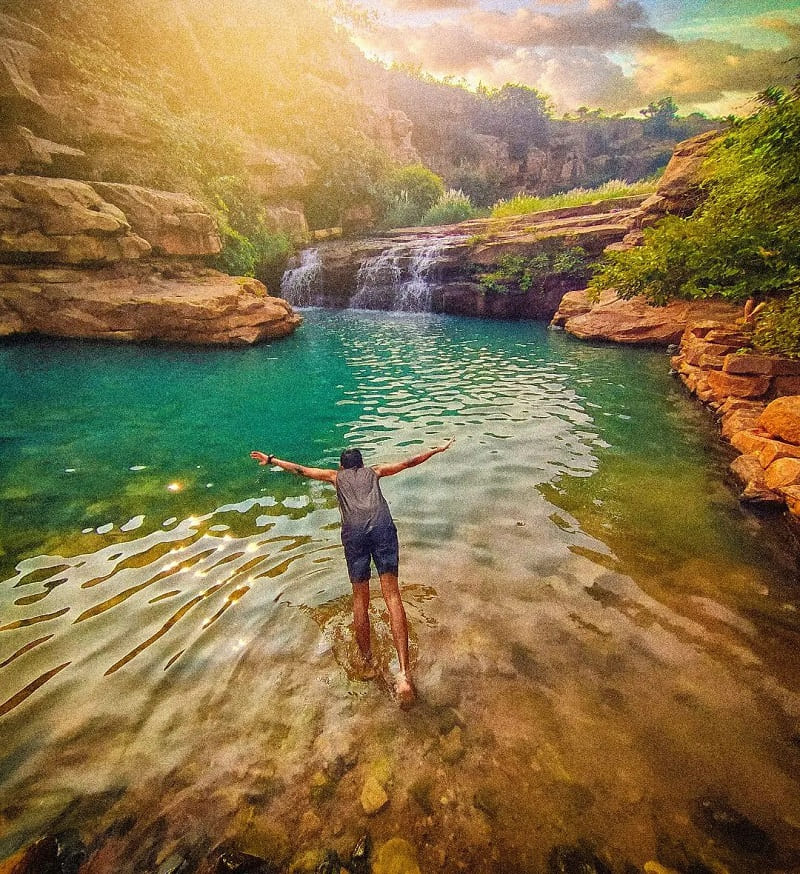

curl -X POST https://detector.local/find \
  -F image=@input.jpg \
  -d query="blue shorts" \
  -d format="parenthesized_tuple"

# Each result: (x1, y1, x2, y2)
(341, 521, 399, 582)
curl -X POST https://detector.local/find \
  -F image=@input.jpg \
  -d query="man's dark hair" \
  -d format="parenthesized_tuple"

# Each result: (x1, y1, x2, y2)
(340, 448, 364, 469)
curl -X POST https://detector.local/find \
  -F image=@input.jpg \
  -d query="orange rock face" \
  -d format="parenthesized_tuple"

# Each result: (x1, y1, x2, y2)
(0, 266, 301, 344)
(764, 457, 800, 491)
(557, 293, 742, 346)
(706, 369, 771, 400)
(759, 396, 800, 446)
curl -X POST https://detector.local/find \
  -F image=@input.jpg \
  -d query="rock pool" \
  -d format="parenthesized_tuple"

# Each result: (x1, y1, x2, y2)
(1, 310, 799, 873)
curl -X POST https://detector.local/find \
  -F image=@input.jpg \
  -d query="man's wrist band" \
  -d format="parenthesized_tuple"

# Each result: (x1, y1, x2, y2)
(267, 454, 274, 464)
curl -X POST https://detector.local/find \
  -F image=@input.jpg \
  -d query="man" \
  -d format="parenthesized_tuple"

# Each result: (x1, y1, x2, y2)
(250, 438, 454, 705)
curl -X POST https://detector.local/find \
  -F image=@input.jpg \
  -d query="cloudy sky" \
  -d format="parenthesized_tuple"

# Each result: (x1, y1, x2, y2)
(349, 0, 800, 116)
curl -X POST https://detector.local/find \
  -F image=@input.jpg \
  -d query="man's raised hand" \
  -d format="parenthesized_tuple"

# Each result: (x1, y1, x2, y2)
(250, 451, 271, 466)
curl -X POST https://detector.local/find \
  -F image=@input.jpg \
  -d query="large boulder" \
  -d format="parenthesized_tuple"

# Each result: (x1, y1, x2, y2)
(89, 182, 221, 256)
(555, 290, 742, 345)
(0, 264, 301, 344)
(0, 125, 86, 175)
(759, 396, 800, 446)
(0, 174, 151, 264)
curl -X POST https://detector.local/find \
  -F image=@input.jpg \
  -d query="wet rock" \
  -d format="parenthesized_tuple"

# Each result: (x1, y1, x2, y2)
(235, 820, 291, 868)
(694, 795, 776, 858)
(309, 770, 337, 805)
(439, 726, 465, 764)
(729, 454, 783, 504)
(408, 775, 435, 814)
(315, 850, 343, 874)
(347, 834, 372, 874)
(547, 842, 613, 874)
(0, 830, 86, 874)
(360, 776, 389, 815)
(156, 854, 188, 874)
(216, 847, 280, 874)
(473, 786, 500, 819)
(372, 838, 420, 874)
(287, 849, 326, 874)
(643, 863, 681, 874)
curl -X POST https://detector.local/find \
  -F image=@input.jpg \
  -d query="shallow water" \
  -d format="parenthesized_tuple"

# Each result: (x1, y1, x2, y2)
(1, 311, 799, 873)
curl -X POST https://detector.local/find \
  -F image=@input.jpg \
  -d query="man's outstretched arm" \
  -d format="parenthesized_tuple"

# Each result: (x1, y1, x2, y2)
(372, 437, 455, 478)
(250, 451, 337, 484)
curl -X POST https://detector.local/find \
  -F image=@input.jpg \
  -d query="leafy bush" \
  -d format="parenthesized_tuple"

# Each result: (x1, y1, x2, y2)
(210, 176, 291, 285)
(491, 178, 658, 218)
(477, 248, 588, 293)
(382, 164, 445, 217)
(420, 189, 478, 226)
(589, 83, 800, 334)
(753, 289, 800, 358)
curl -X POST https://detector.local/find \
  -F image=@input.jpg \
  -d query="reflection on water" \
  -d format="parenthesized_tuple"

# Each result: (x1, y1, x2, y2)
(1, 311, 799, 872)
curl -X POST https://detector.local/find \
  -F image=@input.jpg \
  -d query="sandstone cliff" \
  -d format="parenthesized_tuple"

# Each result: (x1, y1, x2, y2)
(0, 174, 301, 344)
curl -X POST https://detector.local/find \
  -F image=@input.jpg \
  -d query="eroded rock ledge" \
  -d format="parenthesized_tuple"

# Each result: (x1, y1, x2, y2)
(0, 174, 301, 345)
(671, 321, 800, 518)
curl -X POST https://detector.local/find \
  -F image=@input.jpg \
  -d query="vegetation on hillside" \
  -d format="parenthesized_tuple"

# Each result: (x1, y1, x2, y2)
(491, 179, 659, 219)
(590, 82, 800, 355)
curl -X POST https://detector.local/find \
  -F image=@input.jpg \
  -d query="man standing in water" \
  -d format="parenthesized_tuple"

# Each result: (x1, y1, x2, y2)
(250, 439, 454, 705)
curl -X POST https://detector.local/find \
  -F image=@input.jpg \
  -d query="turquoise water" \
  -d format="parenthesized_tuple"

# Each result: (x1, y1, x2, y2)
(1, 310, 799, 872)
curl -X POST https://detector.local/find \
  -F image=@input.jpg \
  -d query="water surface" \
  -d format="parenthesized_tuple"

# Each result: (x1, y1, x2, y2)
(1, 311, 799, 872)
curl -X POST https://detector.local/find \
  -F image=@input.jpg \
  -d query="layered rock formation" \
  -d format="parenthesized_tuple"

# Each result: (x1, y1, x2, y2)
(671, 320, 800, 517)
(0, 174, 301, 344)
(552, 289, 741, 345)
(552, 130, 731, 340)
(282, 195, 648, 319)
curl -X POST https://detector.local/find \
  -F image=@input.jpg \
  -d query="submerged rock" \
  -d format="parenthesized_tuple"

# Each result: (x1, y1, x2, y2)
(694, 795, 776, 858)
(360, 775, 389, 815)
(372, 838, 420, 874)
(0, 831, 86, 874)
(348, 832, 372, 874)
(216, 847, 281, 874)
(547, 842, 613, 874)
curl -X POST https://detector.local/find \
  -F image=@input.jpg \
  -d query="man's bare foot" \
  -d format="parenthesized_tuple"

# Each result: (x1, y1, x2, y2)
(395, 672, 415, 708)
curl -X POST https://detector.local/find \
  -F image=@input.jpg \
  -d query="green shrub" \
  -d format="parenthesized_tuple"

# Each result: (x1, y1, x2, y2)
(382, 191, 425, 229)
(477, 248, 588, 293)
(385, 164, 445, 212)
(420, 189, 477, 225)
(210, 175, 292, 284)
(590, 84, 800, 316)
(753, 289, 800, 358)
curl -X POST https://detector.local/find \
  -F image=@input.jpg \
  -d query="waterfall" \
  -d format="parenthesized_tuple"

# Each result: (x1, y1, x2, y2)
(350, 239, 445, 312)
(280, 248, 322, 306)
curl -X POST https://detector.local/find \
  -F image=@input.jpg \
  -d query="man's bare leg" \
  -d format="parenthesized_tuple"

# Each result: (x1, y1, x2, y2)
(379, 571, 414, 704)
(352, 580, 376, 678)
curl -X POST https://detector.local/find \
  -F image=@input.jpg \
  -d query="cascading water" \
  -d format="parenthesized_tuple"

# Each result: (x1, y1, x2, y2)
(350, 238, 447, 312)
(280, 247, 322, 306)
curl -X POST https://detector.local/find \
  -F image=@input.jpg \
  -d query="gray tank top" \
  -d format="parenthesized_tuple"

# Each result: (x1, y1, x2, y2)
(335, 467, 393, 530)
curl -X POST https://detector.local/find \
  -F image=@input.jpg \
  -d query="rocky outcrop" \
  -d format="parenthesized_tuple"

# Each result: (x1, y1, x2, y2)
(671, 319, 800, 516)
(0, 264, 300, 345)
(282, 195, 648, 316)
(0, 175, 152, 264)
(618, 130, 722, 247)
(0, 174, 301, 345)
(90, 182, 221, 256)
(552, 289, 742, 345)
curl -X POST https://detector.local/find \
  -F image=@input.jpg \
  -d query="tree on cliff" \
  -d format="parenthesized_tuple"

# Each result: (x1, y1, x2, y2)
(591, 81, 800, 355)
